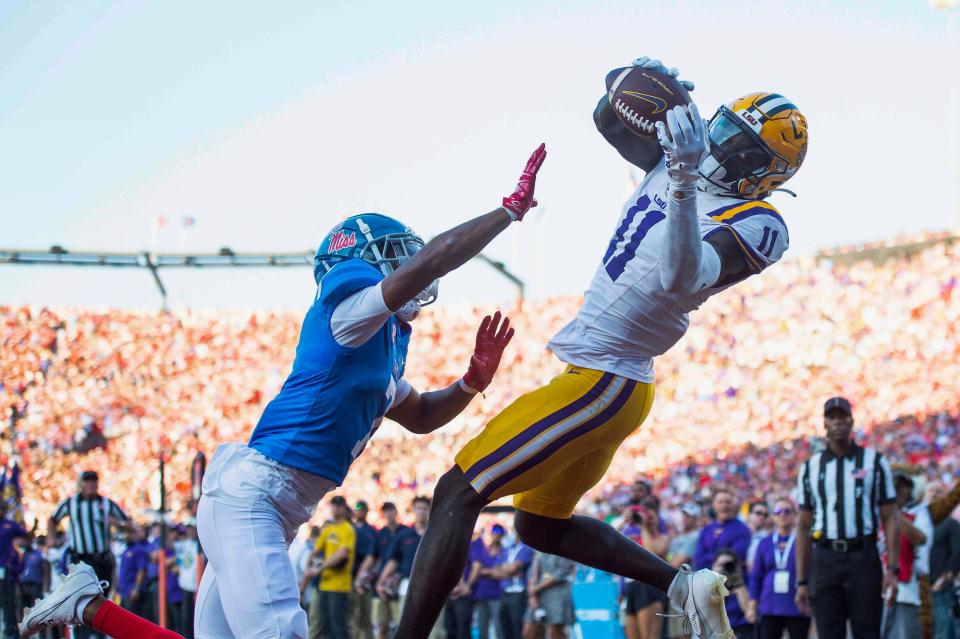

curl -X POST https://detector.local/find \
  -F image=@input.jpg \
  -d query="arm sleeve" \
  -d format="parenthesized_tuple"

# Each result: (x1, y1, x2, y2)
(693, 529, 708, 569)
(52, 499, 69, 523)
(798, 461, 814, 511)
(732, 527, 752, 561)
(314, 529, 328, 553)
(748, 542, 765, 600)
(388, 534, 405, 562)
(109, 500, 129, 522)
(519, 545, 534, 567)
(658, 192, 722, 294)
(389, 379, 413, 410)
(875, 453, 897, 506)
(329, 282, 394, 348)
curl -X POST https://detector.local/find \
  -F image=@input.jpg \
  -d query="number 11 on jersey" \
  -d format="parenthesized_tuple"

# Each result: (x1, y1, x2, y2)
(603, 202, 665, 282)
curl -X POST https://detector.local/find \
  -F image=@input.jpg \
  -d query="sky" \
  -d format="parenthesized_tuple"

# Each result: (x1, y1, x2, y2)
(1, 0, 957, 309)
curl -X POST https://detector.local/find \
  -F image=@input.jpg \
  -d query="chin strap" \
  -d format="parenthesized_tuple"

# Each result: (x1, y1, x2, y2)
(770, 187, 798, 198)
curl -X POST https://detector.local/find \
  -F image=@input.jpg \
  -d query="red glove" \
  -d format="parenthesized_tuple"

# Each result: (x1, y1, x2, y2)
(461, 311, 515, 394)
(502, 143, 547, 221)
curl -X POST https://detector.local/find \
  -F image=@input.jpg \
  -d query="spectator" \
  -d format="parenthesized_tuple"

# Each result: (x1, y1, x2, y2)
(694, 489, 751, 569)
(376, 497, 441, 639)
(745, 501, 771, 571)
(359, 502, 406, 639)
(622, 500, 670, 639)
(748, 497, 810, 639)
(162, 532, 184, 637)
(494, 522, 534, 639)
(795, 397, 900, 639)
(18, 535, 48, 620)
(292, 525, 321, 608)
(469, 523, 506, 639)
(116, 525, 149, 618)
(525, 552, 576, 639)
(174, 524, 200, 639)
(883, 471, 933, 639)
(351, 501, 376, 639)
(711, 549, 753, 639)
(142, 522, 163, 625)
(668, 504, 702, 568)
(0, 501, 27, 639)
(666, 503, 702, 639)
(444, 535, 479, 639)
(306, 495, 356, 639)
(926, 481, 960, 639)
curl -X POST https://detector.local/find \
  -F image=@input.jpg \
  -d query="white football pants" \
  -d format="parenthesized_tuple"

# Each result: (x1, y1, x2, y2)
(195, 443, 335, 639)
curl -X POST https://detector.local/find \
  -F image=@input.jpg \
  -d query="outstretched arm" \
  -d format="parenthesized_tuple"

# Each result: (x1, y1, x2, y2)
(387, 312, 514, 434)
(380, 145, 546, 312)
(655, 103, 723, 295)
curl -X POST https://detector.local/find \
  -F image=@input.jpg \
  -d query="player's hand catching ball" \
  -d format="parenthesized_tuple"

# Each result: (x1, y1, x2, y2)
(460, 311, 515, 394)
(502, 143, 547, 221)
(631, 56, 696, 91)
(655, 103, 709, 195)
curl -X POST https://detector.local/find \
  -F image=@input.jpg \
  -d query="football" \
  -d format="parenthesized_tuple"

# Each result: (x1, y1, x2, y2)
(606, 66, 691, 140)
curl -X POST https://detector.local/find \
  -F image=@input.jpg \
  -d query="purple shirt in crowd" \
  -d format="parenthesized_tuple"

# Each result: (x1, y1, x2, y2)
(500, 542, 534, 593)
(470, 542, 505, 601)
(748, 533, 807, 618)
(0, 519, 27, 572)
(117, 541, 150, 599)
(693, 518, 751, 569)
(18, 548, 44, 585)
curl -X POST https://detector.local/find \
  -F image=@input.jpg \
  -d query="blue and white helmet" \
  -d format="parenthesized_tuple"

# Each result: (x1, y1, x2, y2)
(314, 213, 438, 320)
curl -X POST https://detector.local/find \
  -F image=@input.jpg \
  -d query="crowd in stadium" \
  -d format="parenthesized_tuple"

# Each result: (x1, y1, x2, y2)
(1, 238, 959, 637)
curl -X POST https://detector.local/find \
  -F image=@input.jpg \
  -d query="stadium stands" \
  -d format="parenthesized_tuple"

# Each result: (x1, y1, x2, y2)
(2, 237, 958, 526)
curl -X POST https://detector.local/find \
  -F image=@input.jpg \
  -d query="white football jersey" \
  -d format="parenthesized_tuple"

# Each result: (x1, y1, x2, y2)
(548, 159, 789, 382)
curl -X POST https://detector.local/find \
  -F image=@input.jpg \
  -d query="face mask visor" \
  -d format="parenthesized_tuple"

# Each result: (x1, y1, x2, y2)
(700, 108, 773, 188)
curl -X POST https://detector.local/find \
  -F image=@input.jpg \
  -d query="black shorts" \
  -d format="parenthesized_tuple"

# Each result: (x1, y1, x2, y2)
(624, 580, 668, 614)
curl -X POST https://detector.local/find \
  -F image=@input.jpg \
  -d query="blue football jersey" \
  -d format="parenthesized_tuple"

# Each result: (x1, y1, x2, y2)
(249, 260, 410, 484)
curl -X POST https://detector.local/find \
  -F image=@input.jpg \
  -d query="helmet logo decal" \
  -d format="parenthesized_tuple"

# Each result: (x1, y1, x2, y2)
(328, 231, 357, 252)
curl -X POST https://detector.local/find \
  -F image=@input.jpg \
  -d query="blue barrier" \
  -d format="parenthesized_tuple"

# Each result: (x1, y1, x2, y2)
(572, 570, 623, 639)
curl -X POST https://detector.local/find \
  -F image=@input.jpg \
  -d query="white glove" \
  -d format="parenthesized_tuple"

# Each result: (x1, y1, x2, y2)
(655, 103, 709, 194)
(631, 56, 695, 91)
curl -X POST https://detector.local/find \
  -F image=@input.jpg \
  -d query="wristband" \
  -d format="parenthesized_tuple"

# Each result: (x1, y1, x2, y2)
(458, 377, 479, 395)
(669, 186, 696, 201)
(888, 566, 900, 574)
(796, 579, 808, 586)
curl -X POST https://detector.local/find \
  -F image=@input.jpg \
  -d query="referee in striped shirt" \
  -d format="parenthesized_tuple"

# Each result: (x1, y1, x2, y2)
(795, 397, 900, 639)
(48, 470, 129, 587)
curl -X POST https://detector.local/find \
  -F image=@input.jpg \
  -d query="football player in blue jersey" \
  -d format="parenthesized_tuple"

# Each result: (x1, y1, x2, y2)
(186, 144, 547, 638)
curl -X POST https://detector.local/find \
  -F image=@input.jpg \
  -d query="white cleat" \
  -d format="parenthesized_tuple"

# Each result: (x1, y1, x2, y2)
(19, 562, 107, 638)
(665, 564, 735, 639)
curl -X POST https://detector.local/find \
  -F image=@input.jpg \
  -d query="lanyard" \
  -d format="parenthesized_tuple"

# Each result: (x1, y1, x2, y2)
(772, 532, 796, 571)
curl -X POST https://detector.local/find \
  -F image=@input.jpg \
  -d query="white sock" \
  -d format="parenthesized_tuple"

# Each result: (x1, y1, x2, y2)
(74, 594, 98, 624)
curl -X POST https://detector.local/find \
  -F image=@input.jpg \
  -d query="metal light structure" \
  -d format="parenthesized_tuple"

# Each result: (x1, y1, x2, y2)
(0, 246, 526, 307)
(931, 0, 960, 230)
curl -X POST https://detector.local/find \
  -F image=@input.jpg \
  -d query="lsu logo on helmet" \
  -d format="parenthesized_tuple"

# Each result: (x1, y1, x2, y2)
(699, 93, 808, 199)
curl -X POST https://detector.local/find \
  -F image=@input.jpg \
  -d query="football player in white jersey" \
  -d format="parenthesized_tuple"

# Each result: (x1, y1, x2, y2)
(394, 58, 808, 639)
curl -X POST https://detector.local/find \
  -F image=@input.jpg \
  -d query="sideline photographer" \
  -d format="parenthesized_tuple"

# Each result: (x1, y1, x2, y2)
(712, 549, 754, 639)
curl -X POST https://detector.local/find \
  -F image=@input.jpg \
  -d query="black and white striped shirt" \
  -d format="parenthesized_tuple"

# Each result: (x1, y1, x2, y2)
(797, 443, 896, 540)
(51, 494, 128, 555)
